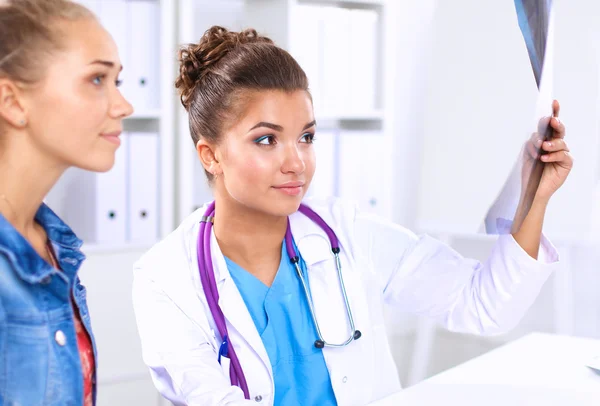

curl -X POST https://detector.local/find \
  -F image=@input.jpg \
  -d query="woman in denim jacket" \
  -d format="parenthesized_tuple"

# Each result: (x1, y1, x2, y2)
(0, 1, 132, 404)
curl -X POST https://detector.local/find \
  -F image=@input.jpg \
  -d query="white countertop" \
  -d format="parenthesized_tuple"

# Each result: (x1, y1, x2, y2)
(371, 333, 600, 405)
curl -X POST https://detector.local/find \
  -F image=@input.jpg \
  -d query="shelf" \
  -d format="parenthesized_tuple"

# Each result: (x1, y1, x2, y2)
(316, 110, 384, 122)
(298, 0, 385, 9)
(126, 110, 161, 120)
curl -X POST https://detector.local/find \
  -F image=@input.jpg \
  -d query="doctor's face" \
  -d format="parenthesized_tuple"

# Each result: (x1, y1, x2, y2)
(215, 90, 316, 217)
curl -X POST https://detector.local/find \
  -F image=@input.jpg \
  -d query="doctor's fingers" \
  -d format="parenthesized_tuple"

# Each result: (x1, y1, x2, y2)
(550, 116, 566, 138)
(526, 134, 543, 159)
(541, 150, 574, 167)
(541, 138, 570, 153)
(552, 99, 561, 117)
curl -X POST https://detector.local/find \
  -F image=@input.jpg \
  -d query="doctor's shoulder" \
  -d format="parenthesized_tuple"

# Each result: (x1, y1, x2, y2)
(301, 196, 420, 255)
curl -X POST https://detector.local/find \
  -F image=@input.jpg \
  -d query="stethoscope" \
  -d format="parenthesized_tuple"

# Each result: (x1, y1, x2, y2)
(197, 201, 362, 399)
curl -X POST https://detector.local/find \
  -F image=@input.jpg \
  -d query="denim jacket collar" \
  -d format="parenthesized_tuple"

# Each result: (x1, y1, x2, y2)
(0, 203, 84, 284)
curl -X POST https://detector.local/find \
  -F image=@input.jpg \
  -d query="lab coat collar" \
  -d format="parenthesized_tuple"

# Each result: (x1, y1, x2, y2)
(207, 203, 336, 285)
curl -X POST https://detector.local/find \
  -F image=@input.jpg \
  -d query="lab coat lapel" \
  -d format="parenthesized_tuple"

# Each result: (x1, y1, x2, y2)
(289, 209, 359, 344)
(290, 205, 374, 405)
(209, 229, 272, 377)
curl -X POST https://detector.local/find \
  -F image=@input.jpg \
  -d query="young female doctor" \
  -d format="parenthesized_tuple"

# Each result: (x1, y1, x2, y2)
(132, 26, 573, 406)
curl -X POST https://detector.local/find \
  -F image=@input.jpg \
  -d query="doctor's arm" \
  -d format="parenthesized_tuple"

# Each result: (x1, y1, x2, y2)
(359, 103, 570, 335)
(132, 268, 255, 406)
(354, 212, 559, 336)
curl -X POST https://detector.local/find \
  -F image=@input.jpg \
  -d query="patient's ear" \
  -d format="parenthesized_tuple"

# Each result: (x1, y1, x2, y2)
(0, 79, 28, 129)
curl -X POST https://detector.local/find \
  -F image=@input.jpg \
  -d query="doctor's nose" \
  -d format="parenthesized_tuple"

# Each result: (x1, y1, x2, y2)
(281, 146, 305, 174)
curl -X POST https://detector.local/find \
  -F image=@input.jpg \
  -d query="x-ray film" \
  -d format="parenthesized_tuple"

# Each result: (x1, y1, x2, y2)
(483, 0, 555, 234)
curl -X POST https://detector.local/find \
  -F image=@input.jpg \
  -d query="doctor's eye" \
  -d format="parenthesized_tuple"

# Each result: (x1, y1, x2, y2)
(300, 133, 315, 144)
(254, 135, 277, 146)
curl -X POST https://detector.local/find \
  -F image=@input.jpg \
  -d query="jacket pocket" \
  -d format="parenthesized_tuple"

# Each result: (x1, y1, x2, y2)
(3, 321, 50, 406)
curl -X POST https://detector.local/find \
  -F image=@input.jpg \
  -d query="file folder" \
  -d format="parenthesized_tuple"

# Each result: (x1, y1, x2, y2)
(98, 0, 132, 104)
(127, 0, 160, 112)
(338, 130, 386, 216)
(127, 132, 159, 243)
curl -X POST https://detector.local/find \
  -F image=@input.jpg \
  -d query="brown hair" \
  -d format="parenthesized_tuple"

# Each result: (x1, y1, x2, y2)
(175, 26, 309, 180)
(0, 0, 95, 85)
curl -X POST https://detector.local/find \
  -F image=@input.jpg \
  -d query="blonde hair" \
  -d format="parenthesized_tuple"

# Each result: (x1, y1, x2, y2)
(0, 0, 95, 84)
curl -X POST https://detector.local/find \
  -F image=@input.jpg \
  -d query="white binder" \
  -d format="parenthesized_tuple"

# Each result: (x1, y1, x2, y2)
(321, 7, 352, 117)
(127, 132, 159, 244)
(97, 0, 132, 104)
(290, 4, 324, 115)
(338, 130, 386, 217)
(307, 129, 337, 198)
(95, 134, 129, 244)
(127, 0, 160, 112)
(349, 10, 378, 114)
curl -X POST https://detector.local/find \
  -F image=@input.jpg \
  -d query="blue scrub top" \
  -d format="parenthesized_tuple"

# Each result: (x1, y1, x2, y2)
(226, 242, 337, 406)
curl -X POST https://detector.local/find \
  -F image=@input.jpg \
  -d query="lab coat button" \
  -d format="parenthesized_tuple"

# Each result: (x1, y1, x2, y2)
(55, 330, 67, 346)
(342, 376, 348, 383)
(254, 395, 263, 402)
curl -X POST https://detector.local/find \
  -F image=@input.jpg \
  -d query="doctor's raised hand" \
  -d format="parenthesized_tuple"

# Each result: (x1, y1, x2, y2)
(512, 100, 573, 254)
(133, 26, 564, 406)
(535, 100, 573, 199)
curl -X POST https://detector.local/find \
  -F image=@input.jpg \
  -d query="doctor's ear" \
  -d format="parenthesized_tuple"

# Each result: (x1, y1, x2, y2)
(196, 139, 222, 176)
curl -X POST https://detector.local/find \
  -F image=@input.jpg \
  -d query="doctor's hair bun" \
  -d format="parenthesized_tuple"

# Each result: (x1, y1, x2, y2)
(176, 26, 274, 110)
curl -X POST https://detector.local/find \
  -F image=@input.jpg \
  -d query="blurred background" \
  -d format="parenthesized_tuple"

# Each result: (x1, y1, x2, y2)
(44, 0, 600, 404)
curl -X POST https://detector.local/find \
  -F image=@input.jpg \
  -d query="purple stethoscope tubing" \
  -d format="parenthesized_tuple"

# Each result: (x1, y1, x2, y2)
(197, 202, 360, 399)
(197, 201, 249, 397)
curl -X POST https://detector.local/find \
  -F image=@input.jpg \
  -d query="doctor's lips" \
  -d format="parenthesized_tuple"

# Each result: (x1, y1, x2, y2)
(100, 130, 122, 146)
(272, 181, 305, 196)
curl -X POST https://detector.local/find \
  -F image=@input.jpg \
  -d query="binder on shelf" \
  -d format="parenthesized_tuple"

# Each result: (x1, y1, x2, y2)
(321, 6, 352, 117)
(127, 0, 160, 112)
(127, 132, 159, 244)
(349, 9, 378, 114)
(97, 0, 132, 105)
(338, 130, 386, 217)
(290, 4, 324, 114)
(307, 129, 338, 198)
(95, 135, 128, 244)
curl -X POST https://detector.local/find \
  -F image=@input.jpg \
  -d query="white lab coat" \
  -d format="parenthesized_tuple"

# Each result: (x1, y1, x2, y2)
(132, 197, 559, 406)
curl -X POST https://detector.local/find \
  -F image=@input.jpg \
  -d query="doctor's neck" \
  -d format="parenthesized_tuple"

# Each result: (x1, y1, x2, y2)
(211, 192, 288, 277)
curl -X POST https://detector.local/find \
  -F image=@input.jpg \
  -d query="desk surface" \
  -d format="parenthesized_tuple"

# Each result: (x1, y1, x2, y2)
(372, 333, 600, 405)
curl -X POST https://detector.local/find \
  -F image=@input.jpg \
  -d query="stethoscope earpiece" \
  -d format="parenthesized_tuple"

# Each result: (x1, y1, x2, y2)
(353, 330, 362, 340)
(314, 340, 325, 349)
